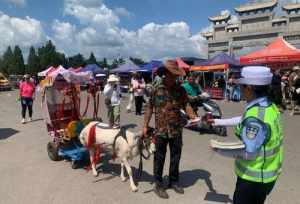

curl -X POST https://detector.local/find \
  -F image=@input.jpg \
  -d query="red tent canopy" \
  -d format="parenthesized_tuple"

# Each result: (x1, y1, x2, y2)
(240, 37, 300, 65)
(176, 58, 190, 71)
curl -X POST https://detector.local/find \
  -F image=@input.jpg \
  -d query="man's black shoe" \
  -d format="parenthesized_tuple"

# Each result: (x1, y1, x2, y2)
(154, 184, 169, 199)
(169, 183, 184, 194)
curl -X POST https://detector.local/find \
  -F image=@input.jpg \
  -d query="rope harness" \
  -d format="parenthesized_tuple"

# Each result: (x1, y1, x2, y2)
(85, 124, 154, 177)
(137, 127, 155, 178)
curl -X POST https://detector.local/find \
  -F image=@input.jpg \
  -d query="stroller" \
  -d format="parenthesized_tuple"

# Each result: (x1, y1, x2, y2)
(40, 71, 100, 169)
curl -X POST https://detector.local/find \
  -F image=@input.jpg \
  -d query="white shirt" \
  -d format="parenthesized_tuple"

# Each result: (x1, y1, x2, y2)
(103, 83, 121, 106)
(213, 97, 269, 126)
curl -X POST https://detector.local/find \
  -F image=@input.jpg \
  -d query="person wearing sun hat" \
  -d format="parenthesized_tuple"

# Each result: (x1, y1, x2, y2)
(143, 60, 198, 199)
(209, 66, 284, 204)
(103, 74, 121, 128)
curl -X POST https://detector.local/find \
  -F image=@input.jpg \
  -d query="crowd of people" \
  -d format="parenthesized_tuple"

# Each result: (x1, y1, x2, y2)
(17, 61, 293, 204)
(270, 66, 300, 115)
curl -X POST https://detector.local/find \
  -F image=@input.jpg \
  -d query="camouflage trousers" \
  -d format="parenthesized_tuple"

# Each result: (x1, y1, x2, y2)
(107, 104, 120, 127)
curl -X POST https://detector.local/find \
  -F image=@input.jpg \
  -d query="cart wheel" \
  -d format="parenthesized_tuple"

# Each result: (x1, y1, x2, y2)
(215, 126, 227, 137)
(47, 142, 62, 161)
(71, 160, 79, 169)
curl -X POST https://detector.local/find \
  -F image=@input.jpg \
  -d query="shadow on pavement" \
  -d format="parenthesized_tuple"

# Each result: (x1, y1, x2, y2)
(204, 191, 232, 203)
(180, 169, 232, 203)
(0, 128, 19, 140)
(180, 169, 215, 190)
(93, 158, 153, 185)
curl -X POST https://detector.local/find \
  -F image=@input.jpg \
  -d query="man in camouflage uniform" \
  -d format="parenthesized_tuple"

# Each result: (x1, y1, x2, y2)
(143, 60, 197, 199)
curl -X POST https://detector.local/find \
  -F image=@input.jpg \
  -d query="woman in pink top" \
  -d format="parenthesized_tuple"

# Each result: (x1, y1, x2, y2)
(19, 74, 35, 124)
(131, 73, 146, 115)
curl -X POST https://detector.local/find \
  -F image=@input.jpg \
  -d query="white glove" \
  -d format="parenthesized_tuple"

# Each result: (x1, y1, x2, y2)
(149, 142, 156, 154)
(185, 117, 201, 127)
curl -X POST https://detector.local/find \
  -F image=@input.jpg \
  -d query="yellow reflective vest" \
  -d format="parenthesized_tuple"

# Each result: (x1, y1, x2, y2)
(234, 103, 283, 183)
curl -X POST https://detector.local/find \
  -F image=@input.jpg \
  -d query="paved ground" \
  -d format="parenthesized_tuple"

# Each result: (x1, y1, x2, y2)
(0, 90, 299, 204)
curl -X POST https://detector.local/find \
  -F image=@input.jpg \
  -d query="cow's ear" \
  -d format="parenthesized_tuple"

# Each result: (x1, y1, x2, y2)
(135, 131, 143, 138)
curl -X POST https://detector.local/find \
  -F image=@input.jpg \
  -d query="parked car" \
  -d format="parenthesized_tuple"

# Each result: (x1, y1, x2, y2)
(0, 73, 12, 91)
(8, 75, 23, 89)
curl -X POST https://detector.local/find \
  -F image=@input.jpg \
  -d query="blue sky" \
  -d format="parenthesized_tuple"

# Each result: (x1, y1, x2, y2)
(0, 0, 294, 60)
(0, 0, 243, 33)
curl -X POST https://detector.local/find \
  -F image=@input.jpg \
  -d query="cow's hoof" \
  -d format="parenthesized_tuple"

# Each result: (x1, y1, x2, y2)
(131, 187, 138, 192)
(121, 177, 127, 182)
(93, 171, 98, 177)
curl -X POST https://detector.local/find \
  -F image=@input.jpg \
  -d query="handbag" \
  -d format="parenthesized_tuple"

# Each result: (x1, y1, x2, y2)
(104, 97, 111, 106)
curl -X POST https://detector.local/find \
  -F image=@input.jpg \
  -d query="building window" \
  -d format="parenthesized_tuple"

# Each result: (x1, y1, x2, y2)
(290, 16, 300, 22)
(208, 42, 229, 48)
(284, 35, 300, 41)
(233, 33, 278, 41)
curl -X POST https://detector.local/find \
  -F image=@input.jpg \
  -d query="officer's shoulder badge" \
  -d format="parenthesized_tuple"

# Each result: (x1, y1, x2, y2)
(246, 125, 259, 140)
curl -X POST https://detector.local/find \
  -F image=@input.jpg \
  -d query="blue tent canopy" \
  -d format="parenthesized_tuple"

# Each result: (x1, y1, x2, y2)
(138, 60, 163, 72)
(80, 64, 105, 75)
(194, 53, 240, 67)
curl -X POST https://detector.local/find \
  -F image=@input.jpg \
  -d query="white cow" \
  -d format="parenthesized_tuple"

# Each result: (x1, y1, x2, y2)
(79, 122, 153, 192)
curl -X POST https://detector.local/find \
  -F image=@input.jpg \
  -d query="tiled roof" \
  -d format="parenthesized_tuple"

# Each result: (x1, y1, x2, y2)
(235, 0, 277, 12)
(282, 3, 300, 11)
(209, 13, 230, 22)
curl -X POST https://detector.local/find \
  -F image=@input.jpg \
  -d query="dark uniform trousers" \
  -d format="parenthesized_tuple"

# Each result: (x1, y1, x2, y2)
(154, 133, 183, 185)
(233, 177, 276, 204)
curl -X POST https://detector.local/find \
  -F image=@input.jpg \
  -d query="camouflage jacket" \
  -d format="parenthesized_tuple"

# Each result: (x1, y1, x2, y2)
(144, 83, 196, 138)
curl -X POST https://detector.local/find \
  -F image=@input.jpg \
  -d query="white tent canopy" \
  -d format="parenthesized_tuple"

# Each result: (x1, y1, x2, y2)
(38, 66, 55, 77)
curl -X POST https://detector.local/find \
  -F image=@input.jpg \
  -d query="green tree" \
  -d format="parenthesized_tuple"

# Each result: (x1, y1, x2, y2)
(0, 57, 2, 74)
(98, 57, 108, 69)
(38, 40, 57, 68)
(110, 58, 120, 69)
(68, 54, 85, 68)
(53, 52, 68, 67)
(86, 52, 97, 65)
(110, 57, 125, 69)
(130, 57, 145, 66)
(1, 46, 14, 75)
(13, 46, 25, 75)
(27, 46, 40, 75)
(118, 57, 125, 65)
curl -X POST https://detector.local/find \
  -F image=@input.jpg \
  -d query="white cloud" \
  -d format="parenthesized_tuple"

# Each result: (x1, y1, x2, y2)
(4, 0, 26, 7)
(64, 0, 103, 8)
(52, 18, 206, 60)
(114, 7, 132, 18)
(0, 13, 46, 53)
(221, 9, 230, 16)
(229, 14, 239, 24)
(56, 0, 207, 60)
(64, 0, 119, 27)
(52, 20, 76, 45)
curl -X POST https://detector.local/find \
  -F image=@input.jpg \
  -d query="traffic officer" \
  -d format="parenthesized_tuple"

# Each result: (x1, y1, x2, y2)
(143, 60, 197, 199)
(210, 66, 284, 204)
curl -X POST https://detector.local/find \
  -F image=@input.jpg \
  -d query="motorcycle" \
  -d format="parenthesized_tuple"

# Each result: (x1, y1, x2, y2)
(183, 92, 227, 137)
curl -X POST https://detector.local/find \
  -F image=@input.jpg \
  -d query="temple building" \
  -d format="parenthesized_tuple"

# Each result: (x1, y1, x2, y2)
(203, 0, 300, 58)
